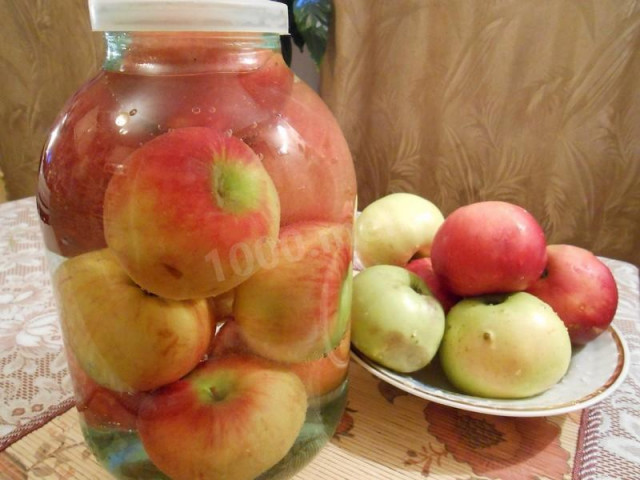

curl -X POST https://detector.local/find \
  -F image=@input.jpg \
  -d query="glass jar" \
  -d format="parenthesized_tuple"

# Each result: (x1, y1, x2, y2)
(36, 1, 357, 479)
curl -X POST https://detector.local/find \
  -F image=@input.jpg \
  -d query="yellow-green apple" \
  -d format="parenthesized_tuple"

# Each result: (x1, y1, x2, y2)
(406, 257, 460, 313)
(103, 126, 280, 300)
(355, 193, 444, 268)
(430, 201, 547, 296)
(351, 265, 445, 373)
(440, 292, 571, 398)
(526, 244, 618, 345)
(137, 355, 307, 480)
(239, 78, 357, 227)
(233, 222, 353, 363)
(54, 249, 212, 393)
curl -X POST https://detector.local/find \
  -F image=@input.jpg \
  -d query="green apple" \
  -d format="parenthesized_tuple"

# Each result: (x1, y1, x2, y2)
(233, 222, 353, 363)
(137, 355, 307, 480)
(440, 292, 572, 399)
(103, 126, 280, 300)
(54, 249, 212, 393)
(351, 265, 445, 373)
(355, 192, 444, 268)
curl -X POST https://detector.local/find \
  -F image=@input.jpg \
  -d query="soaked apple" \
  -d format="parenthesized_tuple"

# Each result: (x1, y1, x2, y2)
(38, 25, 356, 480)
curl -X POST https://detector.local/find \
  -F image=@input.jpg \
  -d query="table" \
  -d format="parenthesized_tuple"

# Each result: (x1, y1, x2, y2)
(1, 196, 639, 479)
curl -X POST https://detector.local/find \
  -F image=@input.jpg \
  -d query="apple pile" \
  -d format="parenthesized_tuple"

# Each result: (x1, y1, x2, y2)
(47, 49, 356, 480)
(352, 194, 619, 399)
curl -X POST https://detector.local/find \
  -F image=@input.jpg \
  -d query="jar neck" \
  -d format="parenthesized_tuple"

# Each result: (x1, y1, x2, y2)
(104, 32, 282, 74)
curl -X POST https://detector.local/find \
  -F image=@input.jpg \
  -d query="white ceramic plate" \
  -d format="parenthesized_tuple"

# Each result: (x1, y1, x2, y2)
(351, 324, 630, 417)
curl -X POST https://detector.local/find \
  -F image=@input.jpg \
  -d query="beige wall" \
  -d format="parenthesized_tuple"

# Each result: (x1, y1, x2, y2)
(321, 0, 640, 266)
(0, 0, 103, 201)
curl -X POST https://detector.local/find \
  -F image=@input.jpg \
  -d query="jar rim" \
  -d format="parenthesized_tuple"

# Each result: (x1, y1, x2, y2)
(89, 0, 289, 34)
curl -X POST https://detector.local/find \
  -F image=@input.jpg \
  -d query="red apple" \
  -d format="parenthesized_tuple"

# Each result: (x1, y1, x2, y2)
(239, 79, 356, 226)
(38, 72, 137, 257)
(54, 249, 213, 393)
(137, 355, 307, 480)
(431, 201, 547, 296)
(406, 257, 460, 312)
(103, 127, 280, 300)
(238, 51, 294, 113)
(233, 222, 353, 363)
(526, 244, 618, 344)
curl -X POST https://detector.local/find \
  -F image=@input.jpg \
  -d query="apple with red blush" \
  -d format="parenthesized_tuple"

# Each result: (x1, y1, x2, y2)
(431, 201, 547, 296)
(526, 244, 618, 345)
(137, 355, 307, 480)
(103, 127, 280, 300)
(233, 222, 353, 363)
(239, 79, 356, 226)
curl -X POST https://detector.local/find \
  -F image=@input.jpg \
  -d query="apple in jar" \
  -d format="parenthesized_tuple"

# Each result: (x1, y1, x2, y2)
(54, 249, 212, 393)
(239, 79, 357, 226)
(66, 350, 143, 430)
(210, 320, 351, 398)
(406, 257, 460, 313)
(440, 292, 572, 399)
(351, 265, 445, 373)
(238, 51, 294, 114)
(38, 72, 138, 257)
(430, 201, 547, 296)
(137, 355, 307, 480)
(233, 222, 353, 364)
(288, 333, 351, 398)
(103, 127, 280, 300)
(526, 244, 619, 345)
(355, 193, 445, 268)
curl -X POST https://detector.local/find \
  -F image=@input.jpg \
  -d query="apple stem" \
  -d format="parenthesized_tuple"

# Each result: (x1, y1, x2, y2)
(209, 386, 227, 402)
(481, 294, 508, 306)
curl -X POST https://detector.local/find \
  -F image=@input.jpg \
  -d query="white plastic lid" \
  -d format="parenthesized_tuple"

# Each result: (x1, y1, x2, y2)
(89, 0, 289, 33)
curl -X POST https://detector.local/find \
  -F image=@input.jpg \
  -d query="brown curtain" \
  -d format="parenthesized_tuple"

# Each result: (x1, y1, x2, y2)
(321, 0, 640, 266)
(0, 0, 102, 201)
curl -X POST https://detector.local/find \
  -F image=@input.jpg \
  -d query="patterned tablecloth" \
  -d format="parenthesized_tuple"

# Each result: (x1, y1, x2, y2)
(1, 196, 639, 479)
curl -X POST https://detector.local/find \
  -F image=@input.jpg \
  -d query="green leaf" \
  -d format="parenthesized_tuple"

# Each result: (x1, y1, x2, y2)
(293, 0, 332, 66)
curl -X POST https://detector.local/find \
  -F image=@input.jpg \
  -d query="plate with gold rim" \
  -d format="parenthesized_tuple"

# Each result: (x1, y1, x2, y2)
(351, 323, 630, 417)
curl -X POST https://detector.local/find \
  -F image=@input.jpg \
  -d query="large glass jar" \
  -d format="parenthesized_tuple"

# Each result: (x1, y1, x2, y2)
(36, 1, 357, 479)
